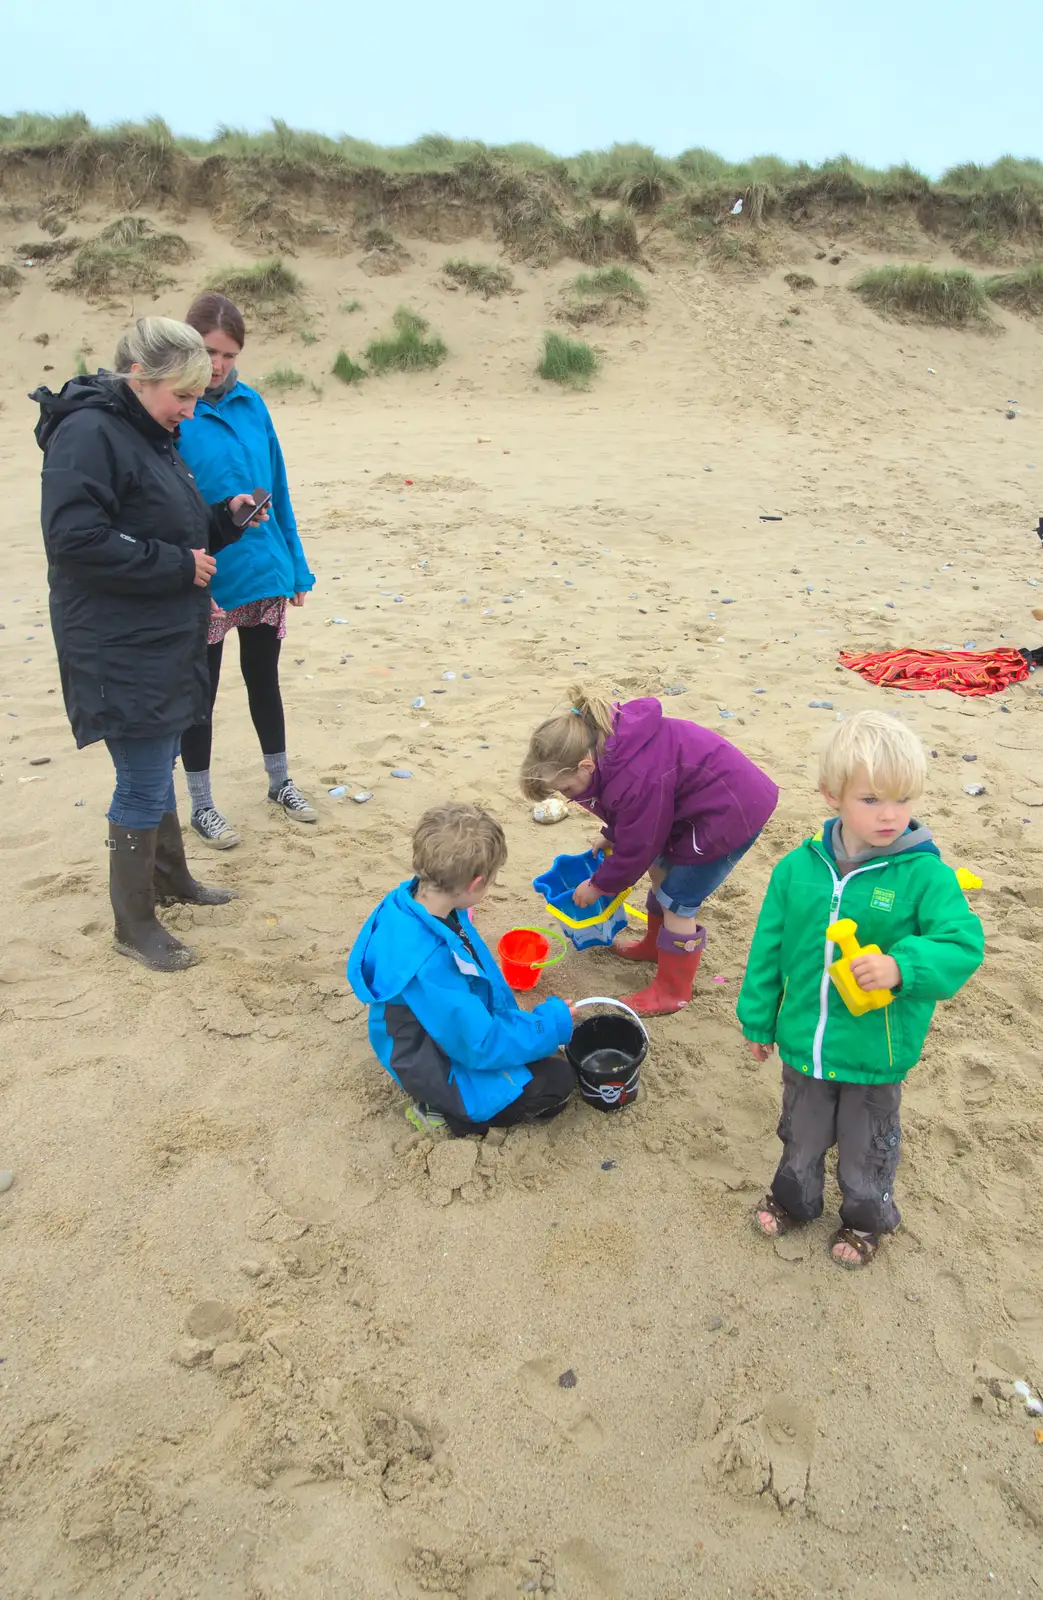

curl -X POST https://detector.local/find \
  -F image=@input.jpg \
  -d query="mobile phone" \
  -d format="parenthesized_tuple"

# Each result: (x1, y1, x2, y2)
(232, 490, 273, 529)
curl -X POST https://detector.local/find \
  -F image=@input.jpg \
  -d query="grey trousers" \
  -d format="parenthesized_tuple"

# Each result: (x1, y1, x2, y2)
(771, 1064, 902, 1235)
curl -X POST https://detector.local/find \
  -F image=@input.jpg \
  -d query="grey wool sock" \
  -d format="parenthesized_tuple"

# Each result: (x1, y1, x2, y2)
(185, 768, 214, 813)
(264, 752, 290, 793)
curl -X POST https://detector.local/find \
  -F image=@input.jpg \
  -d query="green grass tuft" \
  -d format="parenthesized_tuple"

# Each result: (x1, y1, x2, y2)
(261, 366, 307, 392)
(300, 329, 318, 346)
(983, 264, 1043, 316)
(853, 264, 991, 325)
(332, 349, 367, 384)
(364, 307, 447, 374)
(341, 299, 363, 313)
(443, 258, 514, 297)
(538, 331, 599, 389)
(570, 265, 647, 303)
(15, 236, 82, 262)
(74, 347, 91, 376)
(58, 216, 190, 299)
(206, 258, 301, 305)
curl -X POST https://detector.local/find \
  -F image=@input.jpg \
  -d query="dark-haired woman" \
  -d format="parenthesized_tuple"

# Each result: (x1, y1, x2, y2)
(177, 292, 316, 848)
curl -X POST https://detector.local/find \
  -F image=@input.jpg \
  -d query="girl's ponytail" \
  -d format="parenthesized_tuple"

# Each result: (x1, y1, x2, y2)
(520, 685, 617, 801)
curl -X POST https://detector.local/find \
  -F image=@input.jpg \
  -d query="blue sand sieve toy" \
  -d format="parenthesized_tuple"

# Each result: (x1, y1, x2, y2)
(532, 849, 631, 951)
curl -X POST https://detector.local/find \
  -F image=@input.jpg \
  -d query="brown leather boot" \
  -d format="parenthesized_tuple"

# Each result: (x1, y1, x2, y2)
(154, 812, 237, 906)
(108, 824, 196, 971)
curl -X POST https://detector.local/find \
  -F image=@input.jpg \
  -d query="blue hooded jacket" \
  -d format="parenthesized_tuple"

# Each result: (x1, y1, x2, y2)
(347, 882, 574, 1123)
(177, 380, 315, 612)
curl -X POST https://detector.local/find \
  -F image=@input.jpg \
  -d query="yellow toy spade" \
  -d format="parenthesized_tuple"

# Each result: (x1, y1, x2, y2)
(825, 919, 894, 1017)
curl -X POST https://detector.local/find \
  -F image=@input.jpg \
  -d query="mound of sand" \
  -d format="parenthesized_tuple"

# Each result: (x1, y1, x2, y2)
(1, 200, 1042, 1597)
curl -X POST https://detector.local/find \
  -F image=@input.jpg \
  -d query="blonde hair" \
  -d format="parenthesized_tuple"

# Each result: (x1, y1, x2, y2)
(520, 684, 617, 801)
(412, 802, 508, 893)
(113, 316, 211, 392)
(819, 710, 927, 801)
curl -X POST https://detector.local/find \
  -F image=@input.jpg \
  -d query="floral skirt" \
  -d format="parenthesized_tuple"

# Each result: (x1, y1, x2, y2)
(208, 596, 288, 646)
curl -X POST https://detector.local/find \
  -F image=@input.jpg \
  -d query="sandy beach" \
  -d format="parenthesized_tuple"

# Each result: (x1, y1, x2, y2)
(2, 201, 1043, 1598)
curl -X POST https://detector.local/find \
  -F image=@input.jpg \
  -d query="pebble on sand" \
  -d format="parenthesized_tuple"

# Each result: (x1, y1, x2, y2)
(663, 684, 686, 696)
(391, 769, 413, 779)
(808, 700, 834, 709)
(0, 1170, 14, 1194)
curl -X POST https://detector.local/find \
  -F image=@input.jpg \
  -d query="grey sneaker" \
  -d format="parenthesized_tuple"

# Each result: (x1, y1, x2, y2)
(269, 779, 317, 824)
(191, 806, 241, 850)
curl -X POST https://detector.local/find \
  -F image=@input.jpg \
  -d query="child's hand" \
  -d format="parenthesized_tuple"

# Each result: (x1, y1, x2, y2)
(572, 879, 601, 909)
(747, 1041, 774, 1063)
(851, 953, 902, 992)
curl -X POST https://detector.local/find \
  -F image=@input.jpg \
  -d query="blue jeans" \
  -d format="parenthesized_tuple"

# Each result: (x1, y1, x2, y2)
(105, 735, 180, 829)
(655, 832, 761, 918)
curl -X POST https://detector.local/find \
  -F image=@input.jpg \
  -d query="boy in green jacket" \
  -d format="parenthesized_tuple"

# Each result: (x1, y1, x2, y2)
(737, 710, 983, 1269)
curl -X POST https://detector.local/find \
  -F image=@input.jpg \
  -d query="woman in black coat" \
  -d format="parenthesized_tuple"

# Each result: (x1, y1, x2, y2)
(33, 317, 262, 972)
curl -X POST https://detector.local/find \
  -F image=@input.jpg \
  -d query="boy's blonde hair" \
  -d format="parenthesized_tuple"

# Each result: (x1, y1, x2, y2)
(412, 802, 508, 893)
(520, 684, 617, 801)
(819, 710, 927, 801)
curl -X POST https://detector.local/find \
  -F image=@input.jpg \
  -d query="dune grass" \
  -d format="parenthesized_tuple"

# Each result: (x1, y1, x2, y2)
(853, 264, 991, 325)
(0, 265, 21, 290)
(2, 113, 1041, 209)
(206, 259, 300, 306)
(58, 216, 190, 298)
(784, 272, 816, 290)
(332, 350, 367, 384)
(983, 264, 1043, 316)
(364, 308, 447, 374)
(538, 331, 599, 389)
(341, 299, 363, 313)
(261, 366, 306, 393)
(570, 266, 647, 303)
(15, 236, 81, 262)
(443, 258, 514, 297)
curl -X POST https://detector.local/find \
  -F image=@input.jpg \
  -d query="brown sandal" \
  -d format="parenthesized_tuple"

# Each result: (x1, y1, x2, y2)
(830, 1227, 879, 1269)
(753, 1194, 800, 1238)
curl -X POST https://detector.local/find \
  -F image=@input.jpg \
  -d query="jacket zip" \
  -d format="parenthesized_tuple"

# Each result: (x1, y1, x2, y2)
(811, 852, 888, 1079)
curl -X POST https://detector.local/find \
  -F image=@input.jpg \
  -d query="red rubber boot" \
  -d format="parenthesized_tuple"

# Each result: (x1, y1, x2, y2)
(612, 889, 663, 962)
(621, 926, 706, 1016)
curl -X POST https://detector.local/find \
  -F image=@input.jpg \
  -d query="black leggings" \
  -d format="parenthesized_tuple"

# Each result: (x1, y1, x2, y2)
(181, 624, 286, 772)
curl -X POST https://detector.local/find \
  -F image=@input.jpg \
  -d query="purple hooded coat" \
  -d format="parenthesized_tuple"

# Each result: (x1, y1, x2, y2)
(577, 699, 779, 897)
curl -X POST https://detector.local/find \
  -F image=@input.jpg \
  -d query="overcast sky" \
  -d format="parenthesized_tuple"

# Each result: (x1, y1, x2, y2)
(7, 0, 1041, 175)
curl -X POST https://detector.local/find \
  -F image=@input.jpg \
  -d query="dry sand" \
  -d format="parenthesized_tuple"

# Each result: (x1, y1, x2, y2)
(1, 208, 1043, 1599)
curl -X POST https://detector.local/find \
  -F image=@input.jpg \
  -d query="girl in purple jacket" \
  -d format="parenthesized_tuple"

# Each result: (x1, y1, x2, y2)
(521, 687, 779, 1016)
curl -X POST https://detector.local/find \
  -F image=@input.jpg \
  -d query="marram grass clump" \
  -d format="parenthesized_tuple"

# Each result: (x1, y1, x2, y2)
(333, 350, 367, 384)
(570, 265, 647, 303)
(853, 264, 990, 326)
(261, 366, 307, 393)
(206, 258, 301, 306)
(443, 258, 514, 297)
(538, 331, 599, 389)
(983, 264, 1043, 317)
(364, 308, 447, 374)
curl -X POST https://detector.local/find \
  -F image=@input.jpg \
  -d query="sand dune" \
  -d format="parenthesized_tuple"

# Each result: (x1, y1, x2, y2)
(1, 201, 1042, 1597)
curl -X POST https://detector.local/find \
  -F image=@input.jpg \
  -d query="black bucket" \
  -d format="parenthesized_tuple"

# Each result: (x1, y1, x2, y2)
(566, 998, 648, 1112)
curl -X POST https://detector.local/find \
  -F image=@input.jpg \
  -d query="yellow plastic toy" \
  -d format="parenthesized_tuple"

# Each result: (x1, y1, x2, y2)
(825, 919, 894, 1017)
(955, 868, 982, 892)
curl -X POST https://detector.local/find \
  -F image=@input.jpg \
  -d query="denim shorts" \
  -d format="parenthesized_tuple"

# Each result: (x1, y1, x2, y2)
(655, 832, 761, 918)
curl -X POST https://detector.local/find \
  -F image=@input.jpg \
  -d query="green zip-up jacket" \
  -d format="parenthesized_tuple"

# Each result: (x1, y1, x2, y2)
(736, 820, 984, 1084)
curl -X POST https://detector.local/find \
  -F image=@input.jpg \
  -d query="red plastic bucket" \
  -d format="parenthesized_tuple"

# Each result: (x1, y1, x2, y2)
(497, 928, 551, 991)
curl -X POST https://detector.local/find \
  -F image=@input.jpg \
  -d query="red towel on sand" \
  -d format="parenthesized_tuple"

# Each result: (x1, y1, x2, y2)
(839, 647, 1030, 697)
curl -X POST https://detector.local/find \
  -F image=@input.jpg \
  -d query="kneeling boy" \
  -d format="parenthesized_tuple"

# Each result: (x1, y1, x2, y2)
(348, 802, 575, 1135)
